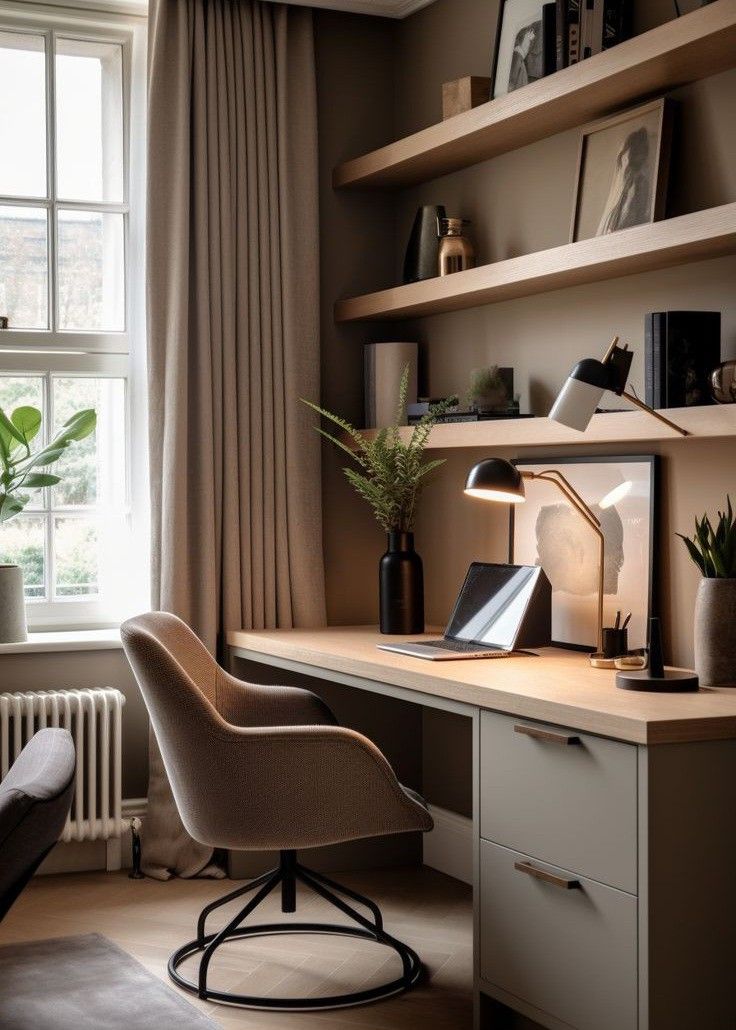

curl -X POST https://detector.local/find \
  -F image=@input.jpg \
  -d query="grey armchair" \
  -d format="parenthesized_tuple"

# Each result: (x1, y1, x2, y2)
(0, 728, 75, 923)
(121, 611, 433, 1012)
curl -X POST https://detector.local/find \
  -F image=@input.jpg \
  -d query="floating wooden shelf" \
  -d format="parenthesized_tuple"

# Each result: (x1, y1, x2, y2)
(357, 405, 736, 451)
(335, 203, 736, 322)
(333, 0, 736, 190)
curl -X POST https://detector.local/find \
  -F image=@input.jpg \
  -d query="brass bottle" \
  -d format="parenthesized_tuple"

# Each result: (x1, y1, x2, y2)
(437, 217, 475, 276)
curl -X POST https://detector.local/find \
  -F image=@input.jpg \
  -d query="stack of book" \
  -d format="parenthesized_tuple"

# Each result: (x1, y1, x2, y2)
(555, 0, 631, 70)
(406, 402, 532, 425)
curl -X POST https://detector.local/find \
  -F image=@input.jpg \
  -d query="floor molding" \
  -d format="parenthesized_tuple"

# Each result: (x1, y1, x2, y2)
(423, 804, 473, 885)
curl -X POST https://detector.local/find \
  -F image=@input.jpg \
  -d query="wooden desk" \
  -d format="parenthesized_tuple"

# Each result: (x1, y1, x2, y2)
(228, 626, 736, 1030)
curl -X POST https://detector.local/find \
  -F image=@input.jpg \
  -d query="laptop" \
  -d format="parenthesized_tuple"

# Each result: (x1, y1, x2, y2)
(377, 562, 551, 661)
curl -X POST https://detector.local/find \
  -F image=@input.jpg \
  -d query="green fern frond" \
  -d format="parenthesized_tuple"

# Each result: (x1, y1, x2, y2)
(302, 366, 449, 533)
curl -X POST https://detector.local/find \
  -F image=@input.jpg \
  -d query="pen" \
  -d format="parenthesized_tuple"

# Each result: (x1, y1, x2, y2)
(614, 610, 621, 630)
(621, 612, 632, 630)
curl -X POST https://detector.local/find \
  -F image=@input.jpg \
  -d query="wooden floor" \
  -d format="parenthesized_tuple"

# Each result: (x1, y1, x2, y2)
(0, 865, 472, 1030)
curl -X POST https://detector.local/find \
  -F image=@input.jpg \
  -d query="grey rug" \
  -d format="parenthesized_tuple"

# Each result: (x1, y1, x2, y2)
(0, 933, 218, 1029)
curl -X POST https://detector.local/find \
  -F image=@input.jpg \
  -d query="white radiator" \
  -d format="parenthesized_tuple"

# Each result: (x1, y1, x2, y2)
(0, 688, 125, 855)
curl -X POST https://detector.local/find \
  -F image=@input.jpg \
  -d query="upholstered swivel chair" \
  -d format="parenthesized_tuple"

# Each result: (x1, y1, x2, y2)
(0, 728, 76, 923)
(121, 612, 433, 1011)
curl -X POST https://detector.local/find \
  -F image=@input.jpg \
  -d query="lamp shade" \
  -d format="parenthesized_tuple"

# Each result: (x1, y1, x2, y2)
(548, 358, 610, 432)
(464, 458, 525, 503)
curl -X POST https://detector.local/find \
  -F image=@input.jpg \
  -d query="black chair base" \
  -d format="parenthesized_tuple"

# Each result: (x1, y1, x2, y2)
(168, 850, 424, 1011)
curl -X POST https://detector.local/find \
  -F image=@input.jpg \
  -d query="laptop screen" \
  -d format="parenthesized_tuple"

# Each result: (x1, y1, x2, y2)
(446, 563, 540, 649)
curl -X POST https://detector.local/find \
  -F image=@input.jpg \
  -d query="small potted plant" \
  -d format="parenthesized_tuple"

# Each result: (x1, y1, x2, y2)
(468, 366, 510, 414)
(304, 367, 453, 634)
(0, 404, 96, 642)
(678, 497, 736, 686)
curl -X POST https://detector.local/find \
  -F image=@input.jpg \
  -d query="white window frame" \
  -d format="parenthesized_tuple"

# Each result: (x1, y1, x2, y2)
(0, 3, 148, 630)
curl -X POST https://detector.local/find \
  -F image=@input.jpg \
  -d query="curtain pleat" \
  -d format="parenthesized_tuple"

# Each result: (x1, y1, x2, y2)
(144, 0, 325, 878)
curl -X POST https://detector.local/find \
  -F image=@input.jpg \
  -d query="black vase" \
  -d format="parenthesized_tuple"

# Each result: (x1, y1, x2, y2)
(403, 205, 445, 284)
(379, 531, 424, 634)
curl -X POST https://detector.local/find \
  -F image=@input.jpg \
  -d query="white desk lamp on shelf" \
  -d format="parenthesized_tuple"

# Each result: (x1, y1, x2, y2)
(549, 336, 691, 437)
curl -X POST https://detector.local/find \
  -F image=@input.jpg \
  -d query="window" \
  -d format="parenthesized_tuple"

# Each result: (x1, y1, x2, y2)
(0, 5, 147, 629)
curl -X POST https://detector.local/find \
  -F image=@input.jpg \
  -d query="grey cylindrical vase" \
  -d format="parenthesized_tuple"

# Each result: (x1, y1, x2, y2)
(694, 578, 736, 687)
(0, 565, 28, 643)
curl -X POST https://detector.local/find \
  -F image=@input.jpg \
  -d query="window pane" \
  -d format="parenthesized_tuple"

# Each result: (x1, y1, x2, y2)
(0, 515, 46, 600)
(52, 376, 125, 508)
(0, 206, 48, 329)
(0, 32, 46, 198)
(54, 515, 98, 599)
(0, 376, 45, 512)
(56, 38, 123, 203)
(57, 210, 124, 331)
(0, 374, 43, 414)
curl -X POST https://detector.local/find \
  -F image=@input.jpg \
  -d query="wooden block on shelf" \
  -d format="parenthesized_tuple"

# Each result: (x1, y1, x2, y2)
(442, 76, 491, 120)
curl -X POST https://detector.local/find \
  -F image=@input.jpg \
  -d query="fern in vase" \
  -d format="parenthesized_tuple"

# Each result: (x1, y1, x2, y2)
(303, 366, 455, 633)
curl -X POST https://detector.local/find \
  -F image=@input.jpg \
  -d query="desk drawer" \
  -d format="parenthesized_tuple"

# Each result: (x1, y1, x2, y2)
(480, 710, 637, 892)
(480, 839, 637, 1030)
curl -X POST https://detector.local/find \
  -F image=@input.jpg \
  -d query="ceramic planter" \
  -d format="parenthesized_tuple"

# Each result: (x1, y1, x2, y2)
(694, 577, 736, 686)
(0, 564, 28, 643)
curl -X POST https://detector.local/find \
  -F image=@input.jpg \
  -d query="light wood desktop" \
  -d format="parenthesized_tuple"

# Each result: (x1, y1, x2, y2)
(228, 626, 736, 1030)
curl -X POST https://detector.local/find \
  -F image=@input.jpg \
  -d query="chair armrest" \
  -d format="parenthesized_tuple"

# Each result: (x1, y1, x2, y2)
(184, 722, 433, 851)
(214, 668, 337, 728)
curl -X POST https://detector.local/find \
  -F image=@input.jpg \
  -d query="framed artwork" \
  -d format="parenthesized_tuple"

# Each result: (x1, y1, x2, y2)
(509, 455, 658, 651)
(492, 0, 548, 99)
(570, 98, 674, 243)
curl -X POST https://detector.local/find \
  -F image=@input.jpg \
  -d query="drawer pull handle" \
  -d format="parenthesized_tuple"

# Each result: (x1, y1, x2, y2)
(514, 724, 581, 746)
(514, 861, 581, 890)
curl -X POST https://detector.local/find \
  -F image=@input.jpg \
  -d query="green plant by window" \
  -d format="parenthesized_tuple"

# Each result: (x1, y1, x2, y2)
(0, 406, 97, 523)
(678, 497, 736, 578)
(303, 366, 454, 533)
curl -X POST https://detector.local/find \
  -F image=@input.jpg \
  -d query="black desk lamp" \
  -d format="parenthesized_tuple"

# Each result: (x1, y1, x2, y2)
(549, 337, 690, 436)
(465, 458, 605, 662)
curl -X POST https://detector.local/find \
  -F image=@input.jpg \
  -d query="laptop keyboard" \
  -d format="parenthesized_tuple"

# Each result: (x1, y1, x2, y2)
(424, 638, 504, 654)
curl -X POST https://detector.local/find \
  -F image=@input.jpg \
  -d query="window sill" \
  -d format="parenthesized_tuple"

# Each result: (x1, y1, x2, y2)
(0, 628, 122, 655)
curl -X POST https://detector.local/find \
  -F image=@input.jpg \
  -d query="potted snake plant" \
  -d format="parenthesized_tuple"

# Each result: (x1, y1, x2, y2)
(678, 497, 736, 686)
(0, 405, 97, 642)
(304, 367, 454, 634)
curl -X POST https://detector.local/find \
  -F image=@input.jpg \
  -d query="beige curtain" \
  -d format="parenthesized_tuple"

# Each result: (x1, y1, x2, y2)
(144, 0, 326, 879)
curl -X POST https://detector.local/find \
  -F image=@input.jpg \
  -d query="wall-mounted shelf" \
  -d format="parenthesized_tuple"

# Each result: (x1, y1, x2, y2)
(358, 405, 736, 451)
(333, 0, 736, 190)
(335, 203, 736, 322)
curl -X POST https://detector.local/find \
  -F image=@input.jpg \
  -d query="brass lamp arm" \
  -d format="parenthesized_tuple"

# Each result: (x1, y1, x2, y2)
(526, 470, 602, 530)
(521, 469, 605, 656)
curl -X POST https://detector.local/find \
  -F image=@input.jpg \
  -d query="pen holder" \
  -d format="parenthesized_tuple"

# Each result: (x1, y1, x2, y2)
(602, 627, 628, 659)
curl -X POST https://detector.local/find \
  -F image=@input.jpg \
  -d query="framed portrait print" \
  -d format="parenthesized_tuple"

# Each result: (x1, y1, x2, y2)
(492, 0, 549, 99)
(570, 98, 674, 243)
(509, 456, 658, 651)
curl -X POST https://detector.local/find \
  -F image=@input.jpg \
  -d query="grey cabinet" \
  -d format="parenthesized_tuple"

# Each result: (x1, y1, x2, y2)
(480, 840, 637, 1030)
(480, 711, 638, 893)
(477, 712, 736, 1030)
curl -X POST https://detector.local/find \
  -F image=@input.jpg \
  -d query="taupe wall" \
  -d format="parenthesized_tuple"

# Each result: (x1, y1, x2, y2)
(315, 1, 736, 817)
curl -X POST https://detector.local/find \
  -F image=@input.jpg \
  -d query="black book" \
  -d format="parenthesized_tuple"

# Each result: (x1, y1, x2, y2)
(602, 0, 632, 50)
(644, 311, 721, 409)
(542, 3, 558, 76)
(555, 0, 568, 69)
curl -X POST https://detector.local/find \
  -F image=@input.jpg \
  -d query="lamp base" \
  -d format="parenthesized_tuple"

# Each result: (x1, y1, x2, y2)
(615, 669, 699, 692)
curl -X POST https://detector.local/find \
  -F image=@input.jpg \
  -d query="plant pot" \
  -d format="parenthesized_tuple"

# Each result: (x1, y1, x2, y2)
(473, 386, 509, 414)
(379, 531, 424, 635)
(0, 564, 28, 643)
(694, 577, 736, 686)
